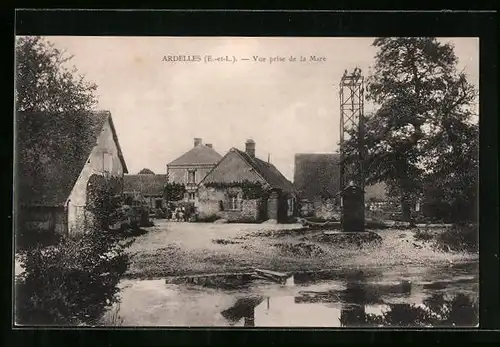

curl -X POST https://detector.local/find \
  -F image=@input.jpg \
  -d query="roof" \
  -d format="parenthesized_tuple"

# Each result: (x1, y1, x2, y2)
(234, 149, 296, 194)
(16, 110, 128, 206)
(123, 174, 167, 196)
(202, 147, 296, 194)
(167, 144, 222, 167)
(294, 153, 387, 200)
(294, 153, 341, 200)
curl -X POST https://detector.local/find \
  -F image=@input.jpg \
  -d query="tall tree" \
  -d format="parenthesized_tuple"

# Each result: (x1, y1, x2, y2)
(15, 36, 98, 113)
(342, 37, 477, 222)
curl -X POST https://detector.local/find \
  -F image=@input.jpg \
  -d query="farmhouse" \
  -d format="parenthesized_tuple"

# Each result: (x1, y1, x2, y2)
(166, 138, 222, 202)
(294, 153, 387, 219)
(197, 139, 298, 223)
(123, 172, 167, 210)
(16, 110, 128, 235)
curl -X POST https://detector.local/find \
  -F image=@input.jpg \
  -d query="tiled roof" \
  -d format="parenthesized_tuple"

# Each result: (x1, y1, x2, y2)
(123, 174, 167, 196)
(167, 144, 222, 166)
(16, 110, 127, 206)
(234, 149, 297, 194)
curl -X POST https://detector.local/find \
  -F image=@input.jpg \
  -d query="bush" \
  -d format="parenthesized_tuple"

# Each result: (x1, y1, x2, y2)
(413, 224, 478, 253)
(15, 229, 133, 325)
(437, 224, 478, 253)
(414, 229, 435, 242)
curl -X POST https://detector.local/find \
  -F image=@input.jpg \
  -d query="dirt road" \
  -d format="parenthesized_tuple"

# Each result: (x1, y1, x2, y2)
(125, 220, 478, 279)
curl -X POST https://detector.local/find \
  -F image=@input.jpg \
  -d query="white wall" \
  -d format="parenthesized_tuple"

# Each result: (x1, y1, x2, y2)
(67, 118, 124, 233)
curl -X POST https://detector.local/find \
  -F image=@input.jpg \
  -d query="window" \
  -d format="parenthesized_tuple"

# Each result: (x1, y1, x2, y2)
(227, 193, 242, 210)
(188, 170, 196, 184)
(188, 192, 196, 201)
(287, 198, 294, 215)
(103, 152, 113, 172)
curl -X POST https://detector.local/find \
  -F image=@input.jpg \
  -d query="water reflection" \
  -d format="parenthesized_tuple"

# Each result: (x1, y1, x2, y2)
(220, 296, 264, 327)
(112, 262, 478, 326)
(219, 269, 478, 327)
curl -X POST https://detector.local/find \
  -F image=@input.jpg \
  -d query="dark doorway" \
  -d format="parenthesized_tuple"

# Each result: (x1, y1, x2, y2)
(155, 199, 162, 209)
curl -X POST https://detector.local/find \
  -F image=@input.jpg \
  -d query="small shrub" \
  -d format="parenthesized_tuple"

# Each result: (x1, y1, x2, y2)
(15, 229, 133, 326)
(414, 229, 435, 242)
(101, 303, 124, 326)
(437, 224, 478, 253)
(413, 225, 478, 253)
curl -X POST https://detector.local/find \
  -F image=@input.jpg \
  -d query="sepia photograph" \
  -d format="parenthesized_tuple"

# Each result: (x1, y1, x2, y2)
(14, 35, 479, 328)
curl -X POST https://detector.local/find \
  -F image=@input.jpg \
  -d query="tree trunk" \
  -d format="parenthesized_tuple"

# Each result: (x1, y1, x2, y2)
(400, 187, 414, 225)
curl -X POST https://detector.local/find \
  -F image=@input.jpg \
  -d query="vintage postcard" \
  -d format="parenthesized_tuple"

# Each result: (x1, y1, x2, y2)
(14, 36, 479, 327)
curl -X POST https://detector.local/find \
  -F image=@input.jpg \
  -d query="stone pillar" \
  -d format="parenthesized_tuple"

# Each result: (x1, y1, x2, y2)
(341, 185, 365, 232)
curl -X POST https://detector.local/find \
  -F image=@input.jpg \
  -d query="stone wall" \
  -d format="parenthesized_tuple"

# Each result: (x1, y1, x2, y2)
(197, 186, 261, 222)
(197, 186, 224, 218)
(218, 199, 260, 222)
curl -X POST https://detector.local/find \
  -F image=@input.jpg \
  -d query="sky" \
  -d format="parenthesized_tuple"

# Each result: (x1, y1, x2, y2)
(39, 36, 479, 181)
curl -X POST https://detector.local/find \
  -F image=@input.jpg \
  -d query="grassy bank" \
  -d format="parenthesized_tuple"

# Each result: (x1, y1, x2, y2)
(414, 224, 478, 253)
(124, 221, 478, 279)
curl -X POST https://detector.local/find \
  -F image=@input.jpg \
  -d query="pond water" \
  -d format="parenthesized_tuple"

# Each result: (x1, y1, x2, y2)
(110, 262, 478, 327)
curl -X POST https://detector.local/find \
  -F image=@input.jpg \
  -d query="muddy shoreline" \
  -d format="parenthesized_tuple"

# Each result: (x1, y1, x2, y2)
(124, 221, 478, 280)
(123, 258, 478, 281)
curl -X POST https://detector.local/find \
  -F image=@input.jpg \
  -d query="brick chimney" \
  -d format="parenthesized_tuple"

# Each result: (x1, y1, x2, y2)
(245, 139, 255, 158)
(205, 143, 213, 148)
(194, 138, 202, 147)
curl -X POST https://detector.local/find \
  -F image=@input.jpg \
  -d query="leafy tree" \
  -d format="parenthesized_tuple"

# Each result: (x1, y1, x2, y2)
(16, 36, 98, 113)
(15, 37, 132, 326)
(164, 182, 186, 202)
(342, 38, 477, 222)
(138, 168, 155, 175)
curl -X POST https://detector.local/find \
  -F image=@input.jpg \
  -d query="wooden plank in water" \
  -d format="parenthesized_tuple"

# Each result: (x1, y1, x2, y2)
(254, 268, 289, 278)
(254, 268, 291, 284)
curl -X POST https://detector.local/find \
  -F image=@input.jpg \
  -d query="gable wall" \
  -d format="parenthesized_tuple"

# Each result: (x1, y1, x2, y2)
(67, 118, 124, 233)
(167, 164, 215, 186)
(202, 151, 266, 185)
